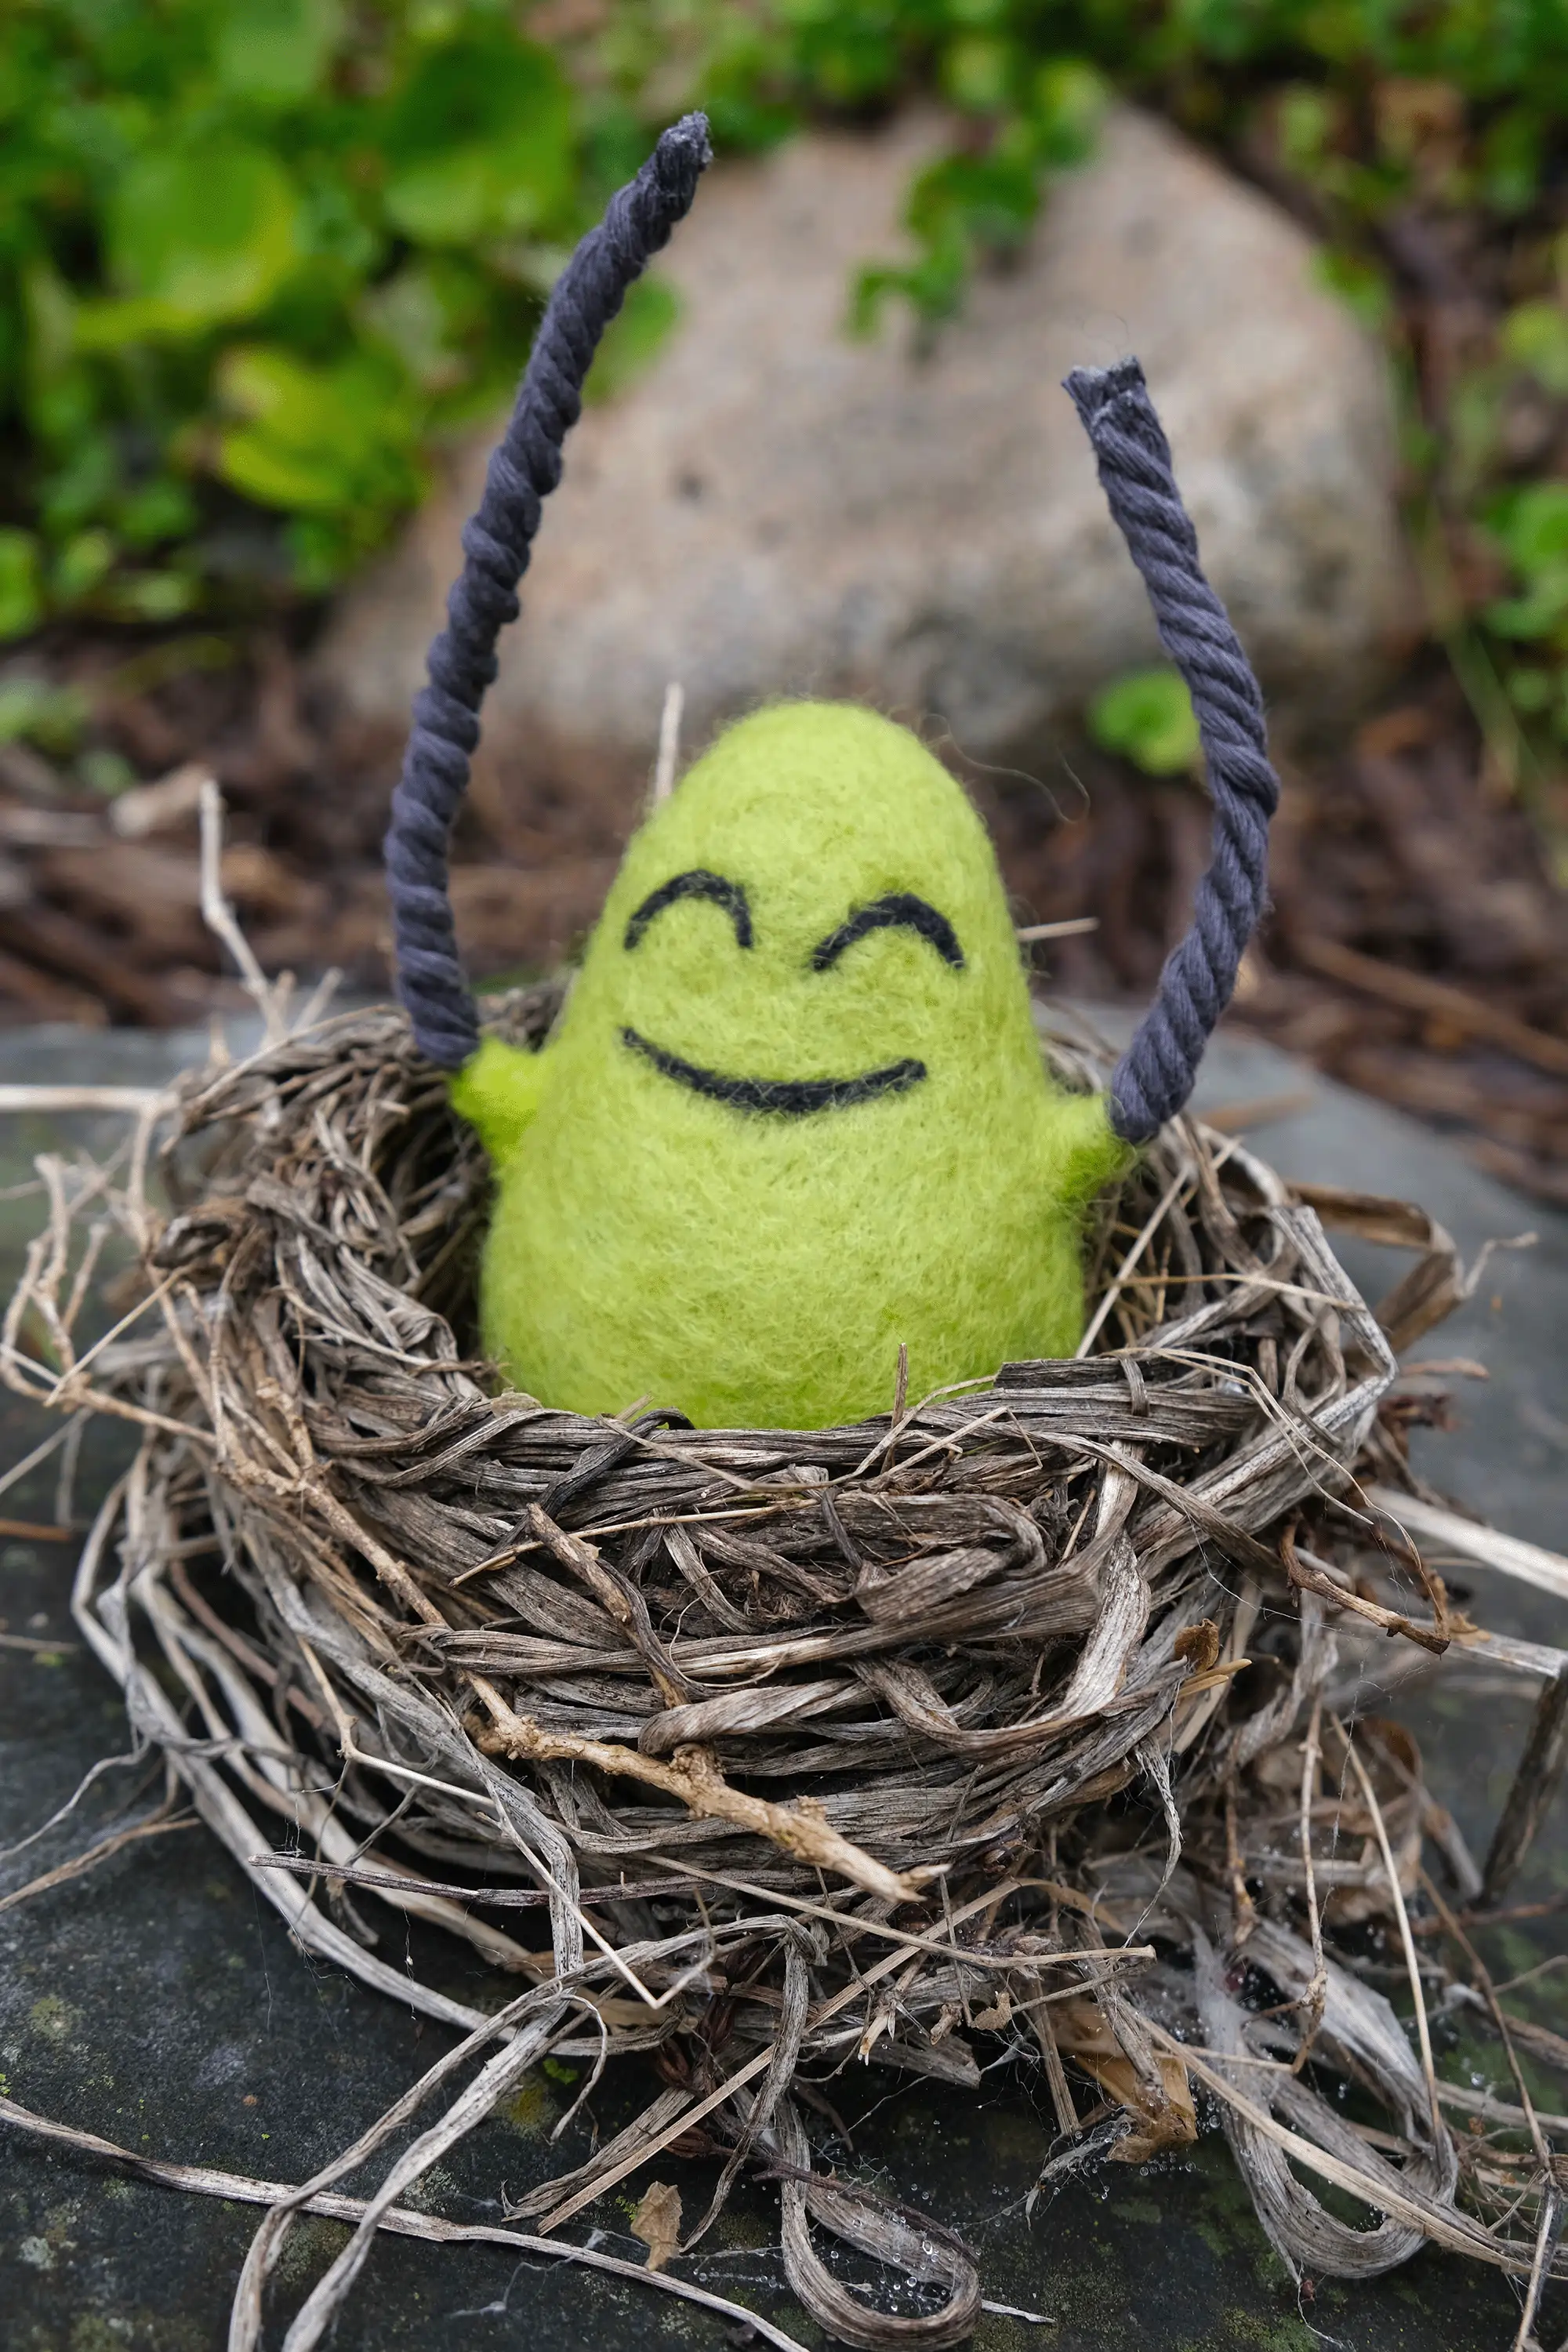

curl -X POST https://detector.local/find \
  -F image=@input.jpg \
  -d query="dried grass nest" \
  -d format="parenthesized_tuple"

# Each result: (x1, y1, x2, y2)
(6, 981, 1568, 2351)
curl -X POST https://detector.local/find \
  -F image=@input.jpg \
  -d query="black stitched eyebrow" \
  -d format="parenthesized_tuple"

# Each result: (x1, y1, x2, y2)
(810, 892, 964, 973)
(623, 869, 753, 952)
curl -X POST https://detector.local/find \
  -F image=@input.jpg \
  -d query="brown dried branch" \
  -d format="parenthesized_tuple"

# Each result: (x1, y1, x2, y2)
(1281, 1520, 1449, 1654)
(473, 1674, 921, 1909)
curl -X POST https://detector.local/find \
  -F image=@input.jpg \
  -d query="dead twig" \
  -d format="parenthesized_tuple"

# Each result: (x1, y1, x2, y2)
(1282, 1521, 1448, 1655)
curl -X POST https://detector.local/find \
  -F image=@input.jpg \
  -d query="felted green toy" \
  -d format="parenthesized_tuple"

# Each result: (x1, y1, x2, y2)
(447, 700, 1124, 1428)
(384, 117, 1280, 1431)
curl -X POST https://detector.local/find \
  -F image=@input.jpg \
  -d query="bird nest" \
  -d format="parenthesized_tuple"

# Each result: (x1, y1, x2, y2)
(6, 983, 1566, 2350)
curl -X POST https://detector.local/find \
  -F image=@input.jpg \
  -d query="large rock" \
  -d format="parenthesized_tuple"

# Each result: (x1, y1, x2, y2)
(321, 107, 1415, 794)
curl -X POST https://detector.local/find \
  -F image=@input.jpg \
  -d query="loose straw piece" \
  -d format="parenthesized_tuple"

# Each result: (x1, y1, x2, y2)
(1076, 1161, 1189, 1357)
(652, 680, 684, 806)
(0, 2095, 813, 2352)
(0, 1086, 171, 1116)
(1419, 1868, 1554, 2183)
(535, 1876, 1107, 2237)
(0, 1806, 198, 1917)
(1339, 1730, 1443, 2148)
(1291, 1698, 1327, 2075)
(1283, 1523, 1448, 1656)
(471, 1673, 920, 1909)
(1512, 2187, 1563, 2352)
(1143, 2029, 1539, 2277)
(1015, 916, 1098, 943)
(199, 775, 285, 1044)
(1364, 1486, 1568, 1606)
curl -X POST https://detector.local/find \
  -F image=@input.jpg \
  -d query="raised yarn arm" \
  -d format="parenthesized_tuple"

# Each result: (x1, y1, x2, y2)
(1065, 358, 1281, 1144)
(385, 114, 713, 1068)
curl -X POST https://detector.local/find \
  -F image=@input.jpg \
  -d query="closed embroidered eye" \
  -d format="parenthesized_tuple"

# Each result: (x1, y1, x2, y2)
(810, 893, 965, 973)
(624, 869, 753, 952)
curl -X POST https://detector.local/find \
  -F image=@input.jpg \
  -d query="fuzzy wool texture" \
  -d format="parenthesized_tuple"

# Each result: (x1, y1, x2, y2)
(450, 702, 1127, 1429)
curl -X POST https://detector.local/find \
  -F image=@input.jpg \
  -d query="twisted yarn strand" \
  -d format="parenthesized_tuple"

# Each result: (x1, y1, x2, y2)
(1065, 358, 1281, 1143)
(386, 115, 713, 1066)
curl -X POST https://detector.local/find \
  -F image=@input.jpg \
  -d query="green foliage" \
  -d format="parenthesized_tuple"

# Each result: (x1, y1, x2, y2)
(1486, 484, 1568, 645)
(851, 56, 1109, 329)
(379, 29, 575, 245)
(1456, 245, 1568, 761)
(1486, 481, 1568, 748)
(0, 0, 621, 630)
(215, 343, 425, 587)
(1501, 299, 1568, 401)
(0, 532, 43, 641)
(4, 0, 1568, 773)
(0, 674, 88, 753)
(583, 278, 684, 408)
(1088, 666, 1200, 778)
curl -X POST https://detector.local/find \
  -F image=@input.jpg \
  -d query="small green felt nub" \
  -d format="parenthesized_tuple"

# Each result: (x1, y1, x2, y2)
(454, 702, 1129, 1429)
(448, 1033, 546, 1168)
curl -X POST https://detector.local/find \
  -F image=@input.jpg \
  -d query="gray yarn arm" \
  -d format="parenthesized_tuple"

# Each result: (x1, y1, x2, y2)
(1064, 358, 1281, 1144)
(385, 115, 713, 1068)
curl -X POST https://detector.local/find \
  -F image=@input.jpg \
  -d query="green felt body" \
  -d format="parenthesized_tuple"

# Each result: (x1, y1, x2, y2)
(450, 702, 1125, 1429)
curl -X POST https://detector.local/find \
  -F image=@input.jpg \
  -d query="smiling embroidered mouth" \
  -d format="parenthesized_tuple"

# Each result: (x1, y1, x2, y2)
(620, 1027, 927, 1116)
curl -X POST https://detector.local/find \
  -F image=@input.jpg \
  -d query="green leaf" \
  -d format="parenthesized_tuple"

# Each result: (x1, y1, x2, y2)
(38, 434, 119, 538)
(382, 34, 575, 247)
(1026, 60, 1108, 170)
(941, 34, 1014, 116)
(583, 276, 680, 406)
(1087, 666, 1202, 777)
(1495, 485, 1568, 576)
(1507, 663, 1555, 713)
(1486, 583, 1568, 642)
(0, 533, 43, 644)
(89, 144, 300, 342)
(1501, 300, 1568, 399)
(904, 150, 1039, 253)
(213, 0, 341, 107)
(852, 139, 1045, 332)
(76, 747, 138, 798)
(101, 569, 199, 625)
(1312, 248, 1393, 332)
(0, 674, 86, 750)
(358, 262, 476, 397)
(116, 478, 198, 550)
(53, 528, 115, 601)
(214, 343, 424, 564)
(1480, 107, 1543, 218)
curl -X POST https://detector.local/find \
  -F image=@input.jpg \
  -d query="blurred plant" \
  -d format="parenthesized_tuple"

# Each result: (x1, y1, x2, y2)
(3, 0, 1568, 823)
(1468, 250, 1568, 789)
(1087, 666, 1199, 778)
(0, 674, 89, 754)
(0, 0, 620, 629)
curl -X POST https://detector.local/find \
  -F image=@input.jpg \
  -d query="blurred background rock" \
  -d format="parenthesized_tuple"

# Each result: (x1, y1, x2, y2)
(0, 0, 1563, 1198)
